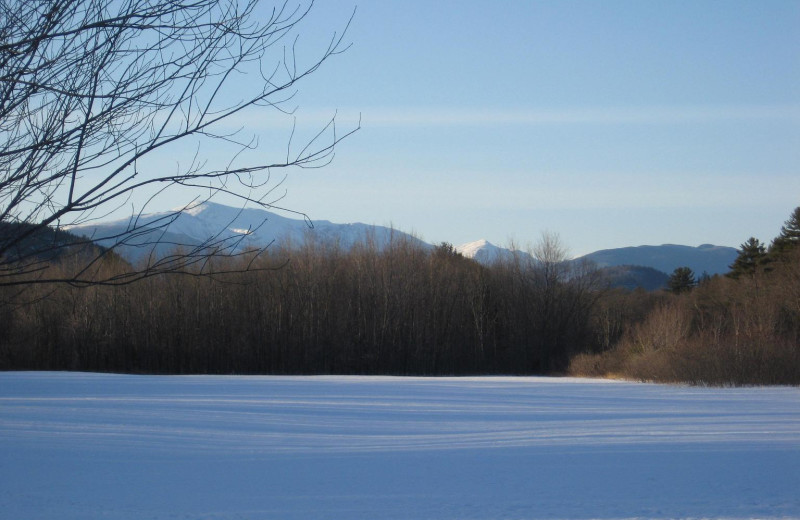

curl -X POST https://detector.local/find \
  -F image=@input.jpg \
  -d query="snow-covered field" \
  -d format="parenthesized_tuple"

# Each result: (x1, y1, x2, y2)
(1, 373, 798, 519)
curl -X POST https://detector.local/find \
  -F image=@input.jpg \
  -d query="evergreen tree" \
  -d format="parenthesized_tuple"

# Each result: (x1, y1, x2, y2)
(770, 207, 800, 257)
(728, 237, 767, 279)
(667, 267, 696, 294)
(698, 271, 713, 285)
(434, 242, 462, 259)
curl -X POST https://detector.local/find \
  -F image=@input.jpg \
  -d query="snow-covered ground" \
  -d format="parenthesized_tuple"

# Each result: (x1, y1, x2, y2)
(1, 373, 798, 519)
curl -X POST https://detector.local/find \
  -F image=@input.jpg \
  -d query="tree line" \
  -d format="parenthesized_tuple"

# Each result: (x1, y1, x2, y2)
(571, 207, 800, 385)
(2, 210, 798, 385)
(0, 233, 603, 375)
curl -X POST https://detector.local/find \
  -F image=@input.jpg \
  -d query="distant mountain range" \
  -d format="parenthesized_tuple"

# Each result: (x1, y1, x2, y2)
(456, 240, 737, 290)
(66, 201, 430, 264)
(579, 243, 738, 277)
(68, 202, 739, 287)
(456, 240, 736, 275)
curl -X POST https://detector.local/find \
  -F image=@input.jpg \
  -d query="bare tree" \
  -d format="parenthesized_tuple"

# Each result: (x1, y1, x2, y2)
(0, 0, 357, 287)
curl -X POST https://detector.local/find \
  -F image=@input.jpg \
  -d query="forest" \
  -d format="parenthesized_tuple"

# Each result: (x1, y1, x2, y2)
(1, 208, 798, 386)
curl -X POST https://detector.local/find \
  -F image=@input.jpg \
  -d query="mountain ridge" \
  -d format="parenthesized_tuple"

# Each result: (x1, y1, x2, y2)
(68, 202, 738, 278)
(577, 243, 737, 276)
(66, 201, 431, 264)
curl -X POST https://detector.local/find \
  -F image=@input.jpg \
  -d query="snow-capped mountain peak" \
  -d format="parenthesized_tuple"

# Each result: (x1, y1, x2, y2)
(455, 239, 525, 264)
(455, 239, 492, 257)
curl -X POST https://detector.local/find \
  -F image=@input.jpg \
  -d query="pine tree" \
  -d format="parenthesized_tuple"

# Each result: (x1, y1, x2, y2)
(728, 237, 767, 279)
(668, 267, 696, 294)
(770, 207, 800, 257)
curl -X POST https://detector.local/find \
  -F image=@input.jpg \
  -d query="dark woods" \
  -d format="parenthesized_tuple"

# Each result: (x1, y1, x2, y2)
(0, 236, 603, 376)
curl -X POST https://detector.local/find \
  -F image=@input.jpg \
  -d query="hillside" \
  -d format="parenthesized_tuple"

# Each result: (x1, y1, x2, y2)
(0, 222, 120, 273)
(595, 264, 670, 291)
(577, 243, 737, 276)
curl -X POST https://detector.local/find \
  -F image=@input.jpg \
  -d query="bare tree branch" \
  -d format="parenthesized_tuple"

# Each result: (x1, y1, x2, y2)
(0, 0, 358, 287)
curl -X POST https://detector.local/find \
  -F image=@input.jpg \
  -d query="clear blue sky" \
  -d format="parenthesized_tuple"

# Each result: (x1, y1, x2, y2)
(171, 0, 800, 255)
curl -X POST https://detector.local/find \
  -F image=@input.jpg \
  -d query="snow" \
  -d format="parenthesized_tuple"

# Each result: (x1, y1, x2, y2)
(456, 238, 492, 256)
(1, 373, 798, 519)
(456, 239, 527, 265)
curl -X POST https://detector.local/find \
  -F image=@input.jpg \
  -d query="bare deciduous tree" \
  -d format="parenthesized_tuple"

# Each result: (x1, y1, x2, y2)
(0, 0, 357, 287)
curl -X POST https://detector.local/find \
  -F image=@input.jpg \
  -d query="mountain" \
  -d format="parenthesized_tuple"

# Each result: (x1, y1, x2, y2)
(577, 244, 738, 276)
(68, 202, 738, 281)
(455, 239, 735, 290)
(67, 201, 429, 264)
(455, 240, 736, 277)
(0, 222, 117, 265)
(455, 239, 531, 264)
(595, 265, 670, 291)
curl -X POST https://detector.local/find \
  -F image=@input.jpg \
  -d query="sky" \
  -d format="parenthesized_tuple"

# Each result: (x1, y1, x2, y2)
(155, 0, 799, 256)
